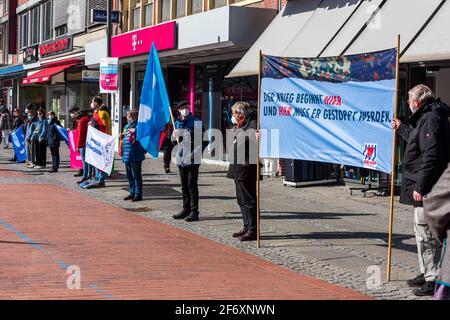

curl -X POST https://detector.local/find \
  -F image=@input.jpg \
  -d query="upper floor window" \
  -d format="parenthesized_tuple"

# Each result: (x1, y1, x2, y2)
(144, 0, 154, 26)
(160, 0, 171, 22)
(176, 0, 186, 18)
(190, 0, 203, 14)
(29, 6, 40, 45)
(55, 24, 67, 37)
(42, 1, 53, 41)
(211, 0, 227, 9)
(19, 13, 28, 49)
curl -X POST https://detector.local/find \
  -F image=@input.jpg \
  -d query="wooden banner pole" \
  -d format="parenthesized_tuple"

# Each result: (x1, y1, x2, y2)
(256, 50, 262, 248)
(387, 34, 401, 282)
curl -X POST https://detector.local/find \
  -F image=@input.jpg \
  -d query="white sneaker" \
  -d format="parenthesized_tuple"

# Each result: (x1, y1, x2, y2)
(28, 164, 35, 168)
(34, 165, 42, 169)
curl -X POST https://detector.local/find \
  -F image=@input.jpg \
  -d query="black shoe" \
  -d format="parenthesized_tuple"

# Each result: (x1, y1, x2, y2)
(8, 158, 15, 162)
(407, 273, 426, 288)
(164, 167, 170, 174)
(232, 229, 248, 238)
(123, 195, 134, 201)
(173, 211, 189, 220)
(239, 230, 257, 242)
(74, 171, 83, 177)
(413, 281, 436, 296)
(97, 182, 106, 188)
(185, 212, 199, 222)
(132, 196, 143, 202)
(49, 168, 58, 173)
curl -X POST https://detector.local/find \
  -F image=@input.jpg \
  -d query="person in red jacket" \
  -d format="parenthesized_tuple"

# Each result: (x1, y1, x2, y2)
(75, 110, 92, 184)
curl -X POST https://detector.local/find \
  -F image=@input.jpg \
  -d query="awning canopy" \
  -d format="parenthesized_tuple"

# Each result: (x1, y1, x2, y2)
(0, 64, 25, 79)
(22, 63, 78, 85)
(228, 0, 450, 78)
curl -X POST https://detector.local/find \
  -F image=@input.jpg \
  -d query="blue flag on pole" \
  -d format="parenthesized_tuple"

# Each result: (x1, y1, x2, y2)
(136, 42, 171, 159)
(55, 125, 70, 147)
(10, 126, 27, 162)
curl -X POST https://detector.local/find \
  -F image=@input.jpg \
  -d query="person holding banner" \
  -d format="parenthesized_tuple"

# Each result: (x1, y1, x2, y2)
(47, 111, 62, 173)
(8, 108, 25, 162)
(121, 110, 146, 202)
(0, 106, 12, 149)
(32, 108, 49, 169)
(393, 84, 450, 296)
(227, 102, 258, 241)
(172, 101, 203, 222)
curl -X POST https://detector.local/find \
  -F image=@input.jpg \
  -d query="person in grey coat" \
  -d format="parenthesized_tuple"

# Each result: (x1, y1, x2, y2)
(424, 162, 450, 300)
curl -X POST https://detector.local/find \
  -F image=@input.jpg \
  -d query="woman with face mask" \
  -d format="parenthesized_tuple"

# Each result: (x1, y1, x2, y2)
(120, 110, 146, 202)
(8, 108, 25, 162)
(25, 110, 37, 167)
(31, 108, 49, 169)
(227, 102, 258, 241)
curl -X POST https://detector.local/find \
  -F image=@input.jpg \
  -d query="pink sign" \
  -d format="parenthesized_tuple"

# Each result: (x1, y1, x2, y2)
(111, 21, 176, 58)
(68, 129, 83, 170)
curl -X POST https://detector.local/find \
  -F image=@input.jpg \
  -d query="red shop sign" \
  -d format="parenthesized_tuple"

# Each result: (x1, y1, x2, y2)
(39, 36, 73, 58)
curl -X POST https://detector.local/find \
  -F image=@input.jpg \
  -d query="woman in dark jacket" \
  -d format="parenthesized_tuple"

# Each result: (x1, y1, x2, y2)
(227, 101, 258, 241)
(47, 111, 62, 172)
(8, 108, 25, 162)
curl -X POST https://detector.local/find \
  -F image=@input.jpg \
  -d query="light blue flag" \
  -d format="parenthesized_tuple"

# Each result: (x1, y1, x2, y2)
(55, 125, 69, 147)
(11, 126, 27, 162)
(136, 42, 171, 159)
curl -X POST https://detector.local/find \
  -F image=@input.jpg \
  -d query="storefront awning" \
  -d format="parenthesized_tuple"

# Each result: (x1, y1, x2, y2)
(0, 64, 25, 79)
(228, 0, 450, 78)
(22, 62, 78, 85)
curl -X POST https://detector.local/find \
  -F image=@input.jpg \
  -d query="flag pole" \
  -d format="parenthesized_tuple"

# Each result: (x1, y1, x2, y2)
(256, 50, 262, 248)
(387, 34, 401, 282)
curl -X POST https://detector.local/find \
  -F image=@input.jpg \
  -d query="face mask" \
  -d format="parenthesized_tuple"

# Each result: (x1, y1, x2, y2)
(91, 102, 95, 109)
(25, 109, 29, 114)
(180, 109, 189, 117)
(231, 116, 238, 125)
(28, 116, 33, 121)
(127, 119, 135, 125)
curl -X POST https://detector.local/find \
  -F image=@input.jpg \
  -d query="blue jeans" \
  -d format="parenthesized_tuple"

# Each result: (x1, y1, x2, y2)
(79, 148, 91, 179)
(95, 168, 108, 183)
(125, 161, 143, 198)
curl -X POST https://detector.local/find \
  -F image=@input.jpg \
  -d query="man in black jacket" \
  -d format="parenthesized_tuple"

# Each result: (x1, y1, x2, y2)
(47, 111, 62, 173)
(393, 84, 450, 296)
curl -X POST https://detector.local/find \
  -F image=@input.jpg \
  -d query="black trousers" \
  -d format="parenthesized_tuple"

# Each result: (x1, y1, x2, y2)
(234, 176, 257, 232)
(34, 140, 47, 167)
(162, 140, 174, 169)
(179, 165, 200, 215)
(49, 146, 60, 170)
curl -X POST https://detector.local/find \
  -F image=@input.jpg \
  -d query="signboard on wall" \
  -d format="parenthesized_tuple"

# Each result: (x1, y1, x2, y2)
(39, 36, 73, 58)
(82, 70, 100, 82)
(91, 9, 121, 24)
(99, 57, 119, 93)
(23, 45, 39, 64)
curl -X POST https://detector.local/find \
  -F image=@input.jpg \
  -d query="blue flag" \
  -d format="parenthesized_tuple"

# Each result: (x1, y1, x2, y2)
(11, 126, 27, 162)
(136, 42, 171, 159)
(55, 125, 69, 147)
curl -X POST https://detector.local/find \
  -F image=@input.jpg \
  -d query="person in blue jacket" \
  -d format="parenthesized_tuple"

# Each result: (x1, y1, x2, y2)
(171, 101, 204, 222)
(121, 110, 146, 202)
(32, 108, 48, 169)
(25, 109, 37, 168)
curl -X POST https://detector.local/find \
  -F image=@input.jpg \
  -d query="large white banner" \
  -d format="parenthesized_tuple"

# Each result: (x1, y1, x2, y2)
(85, 126, 115, 175)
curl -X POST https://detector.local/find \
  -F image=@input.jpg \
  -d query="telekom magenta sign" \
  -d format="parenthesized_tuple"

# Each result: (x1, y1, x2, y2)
(111, 21, 176, 58)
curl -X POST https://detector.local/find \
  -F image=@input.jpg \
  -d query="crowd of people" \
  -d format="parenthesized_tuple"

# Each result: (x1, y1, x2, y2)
(1, 83, 450, 299)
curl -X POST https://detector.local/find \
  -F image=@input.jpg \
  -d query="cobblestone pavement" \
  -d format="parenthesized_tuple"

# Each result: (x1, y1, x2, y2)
(0, 146, 431, 300)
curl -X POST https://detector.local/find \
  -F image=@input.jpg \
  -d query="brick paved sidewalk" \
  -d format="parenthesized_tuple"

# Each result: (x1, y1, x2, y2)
(0, 167, 369, 300)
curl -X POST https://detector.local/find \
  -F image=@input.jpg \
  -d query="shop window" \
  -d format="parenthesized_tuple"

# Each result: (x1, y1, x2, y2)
(175, 0, 186, 18)
(160, 0, 171, 22)
(0, 24, 3, 52)
(42, 1, 53, 41)
(144, 0, 154, 26)
(19, 13, 28, 49)
(55, 24, 67, 37)
(190, 0, 203, 14)
(29, 6, 40, 45)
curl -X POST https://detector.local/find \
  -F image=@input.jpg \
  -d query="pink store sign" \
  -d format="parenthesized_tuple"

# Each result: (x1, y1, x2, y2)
(111, 21, 176, 58)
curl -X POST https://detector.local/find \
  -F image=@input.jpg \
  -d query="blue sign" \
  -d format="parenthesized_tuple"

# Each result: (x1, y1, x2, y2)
(91, 9, 120, 24)
(11, 127, 27, 162)
(260, 48, 397, 174)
